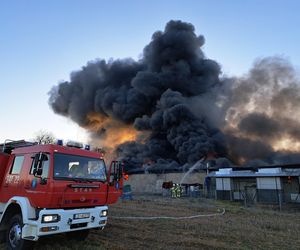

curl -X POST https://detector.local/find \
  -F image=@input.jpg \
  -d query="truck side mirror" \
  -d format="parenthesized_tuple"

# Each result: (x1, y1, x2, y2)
(108, 161, 123, 186)
(109, 174, 115, 184)
(33, 152, 48, 177)
(108, 161, 116, 186)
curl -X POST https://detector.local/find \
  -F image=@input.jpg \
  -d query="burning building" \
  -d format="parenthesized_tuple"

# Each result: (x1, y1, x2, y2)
(48, 20, 300, 173)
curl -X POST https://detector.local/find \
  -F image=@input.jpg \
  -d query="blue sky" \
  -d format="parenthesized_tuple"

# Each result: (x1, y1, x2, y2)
(0, 0, 299, 143)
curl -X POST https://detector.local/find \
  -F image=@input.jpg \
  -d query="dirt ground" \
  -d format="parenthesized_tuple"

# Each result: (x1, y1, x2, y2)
(1, 195, 300, 250)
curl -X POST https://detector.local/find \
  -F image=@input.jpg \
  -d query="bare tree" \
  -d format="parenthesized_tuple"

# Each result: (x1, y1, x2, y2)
(34, 130, 56, 144)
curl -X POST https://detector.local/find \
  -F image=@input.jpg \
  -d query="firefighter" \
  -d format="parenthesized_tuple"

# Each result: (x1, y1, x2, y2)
(171, 183, 176, 198)
(175, 183, 182, 198)
(179, 184, 183, 197)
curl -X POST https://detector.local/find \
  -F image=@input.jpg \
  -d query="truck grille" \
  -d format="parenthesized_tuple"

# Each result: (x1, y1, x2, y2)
(64, 199, 99, 204)
(70, 222, 88, 229)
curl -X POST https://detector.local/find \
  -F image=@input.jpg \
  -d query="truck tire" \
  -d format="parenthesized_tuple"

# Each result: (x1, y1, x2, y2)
(6, 214, 35, 250)
(66, 229, 90, 241)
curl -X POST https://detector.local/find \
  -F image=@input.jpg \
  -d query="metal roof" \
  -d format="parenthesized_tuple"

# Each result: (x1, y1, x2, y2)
(209, 169, 300, 178)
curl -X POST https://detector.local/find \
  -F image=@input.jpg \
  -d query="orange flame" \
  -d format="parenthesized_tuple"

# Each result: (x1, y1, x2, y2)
(85, 112, 108, 131)
(85, 112, 138, 152)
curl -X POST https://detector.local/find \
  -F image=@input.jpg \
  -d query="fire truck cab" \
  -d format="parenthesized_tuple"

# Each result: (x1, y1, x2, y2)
(0, 140, 123, 250)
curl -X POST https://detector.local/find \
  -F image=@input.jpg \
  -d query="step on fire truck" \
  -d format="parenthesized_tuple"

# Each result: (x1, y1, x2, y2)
(0, 139, 124, 250)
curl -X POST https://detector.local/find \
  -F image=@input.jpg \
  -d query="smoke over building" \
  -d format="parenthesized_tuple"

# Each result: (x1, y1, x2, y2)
(48, 20, 300, 171)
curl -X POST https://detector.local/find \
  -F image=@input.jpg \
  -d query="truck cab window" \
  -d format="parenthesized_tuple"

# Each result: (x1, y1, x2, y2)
(54, 153, 107, 182)
(10, 155, 24, 174)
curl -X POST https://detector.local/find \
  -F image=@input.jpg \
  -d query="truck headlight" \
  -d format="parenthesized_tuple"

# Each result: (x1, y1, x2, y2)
(42, 214, 60, 223)
(100, 210, 108, 217)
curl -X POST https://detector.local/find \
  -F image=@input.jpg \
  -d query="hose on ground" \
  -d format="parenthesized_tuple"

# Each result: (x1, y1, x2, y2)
(111, 208, 225, 220)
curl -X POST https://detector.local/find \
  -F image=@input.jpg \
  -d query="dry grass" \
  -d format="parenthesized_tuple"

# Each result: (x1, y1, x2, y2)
(1, 195, 300, 249)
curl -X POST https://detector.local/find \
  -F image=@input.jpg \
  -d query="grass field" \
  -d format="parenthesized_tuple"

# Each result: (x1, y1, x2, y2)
(1, 195, 300, 249)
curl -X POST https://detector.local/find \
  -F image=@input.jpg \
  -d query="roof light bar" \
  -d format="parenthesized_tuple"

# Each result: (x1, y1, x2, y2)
(66, 141, 83, 149)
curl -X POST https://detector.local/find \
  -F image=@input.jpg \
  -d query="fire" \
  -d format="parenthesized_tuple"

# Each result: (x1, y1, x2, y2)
(85, 112, 108, 131)
(85, 112, 138, 151)
(103, 126, 137, 149)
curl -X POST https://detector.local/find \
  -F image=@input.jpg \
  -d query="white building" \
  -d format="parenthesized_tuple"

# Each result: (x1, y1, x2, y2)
(210, 166, 300, 204)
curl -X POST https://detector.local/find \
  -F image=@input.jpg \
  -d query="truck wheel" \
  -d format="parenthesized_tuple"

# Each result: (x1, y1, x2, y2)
(66, 229, 90, 241)
(6, 214, 35, 250)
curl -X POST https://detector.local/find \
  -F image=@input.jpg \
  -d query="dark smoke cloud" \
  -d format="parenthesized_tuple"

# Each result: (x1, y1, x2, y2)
(218, 57, 300, 164)
(49, 20, 226, 171)
(238, 113, 281, 138)
(49, 59, 145, 126)
(49, 20, 300, 171)
(132, 89, 226, 164)
(225, 134, 274, 161)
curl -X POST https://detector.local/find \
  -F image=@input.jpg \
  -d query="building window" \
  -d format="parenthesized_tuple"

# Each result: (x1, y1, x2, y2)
(10, 155, 24, 174)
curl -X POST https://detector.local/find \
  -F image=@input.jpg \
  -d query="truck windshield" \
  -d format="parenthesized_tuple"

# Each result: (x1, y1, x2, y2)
(53, 153, 107, 182)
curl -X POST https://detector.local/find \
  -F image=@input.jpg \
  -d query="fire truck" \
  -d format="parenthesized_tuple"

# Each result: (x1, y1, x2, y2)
(0, 140, 124, 250)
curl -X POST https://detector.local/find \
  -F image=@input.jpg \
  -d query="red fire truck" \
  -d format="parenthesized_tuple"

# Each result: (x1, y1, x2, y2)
(0, 140, 124, 250)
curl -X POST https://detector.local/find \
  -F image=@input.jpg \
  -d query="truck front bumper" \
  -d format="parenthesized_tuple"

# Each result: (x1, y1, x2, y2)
(22, 206, 108, 241)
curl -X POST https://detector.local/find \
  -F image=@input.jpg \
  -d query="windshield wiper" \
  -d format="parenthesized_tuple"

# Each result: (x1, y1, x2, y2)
(54, 176, 105, 183)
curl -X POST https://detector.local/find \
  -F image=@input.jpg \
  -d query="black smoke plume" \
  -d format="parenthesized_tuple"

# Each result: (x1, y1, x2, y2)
(49, 20, 300, 171)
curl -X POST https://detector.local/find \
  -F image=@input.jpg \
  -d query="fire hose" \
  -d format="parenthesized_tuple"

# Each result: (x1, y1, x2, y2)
(111, 208, 225, 220)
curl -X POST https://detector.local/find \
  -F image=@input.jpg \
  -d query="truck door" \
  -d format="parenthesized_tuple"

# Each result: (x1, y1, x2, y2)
(1, 155, 24, 201)
(23, 153, 50, 208)
(106, 161, 123, 204)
